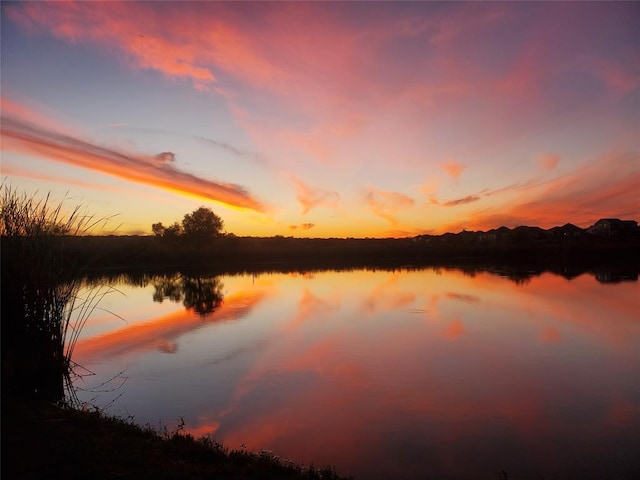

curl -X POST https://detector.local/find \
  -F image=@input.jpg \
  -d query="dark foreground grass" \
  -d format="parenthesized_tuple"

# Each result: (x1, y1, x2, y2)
(2, 396, 351, 480)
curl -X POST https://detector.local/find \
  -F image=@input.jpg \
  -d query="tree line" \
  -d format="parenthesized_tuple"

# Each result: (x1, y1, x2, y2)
(152, 207, 224, 245)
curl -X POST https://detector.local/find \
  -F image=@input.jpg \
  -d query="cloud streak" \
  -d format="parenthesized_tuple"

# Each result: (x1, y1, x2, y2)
(1, 114, 265, 212)
(442, 195, 480, 207)
(196, 136, 265, 164)
(290, 176, 339, 214)
(289, 223, 315, 231)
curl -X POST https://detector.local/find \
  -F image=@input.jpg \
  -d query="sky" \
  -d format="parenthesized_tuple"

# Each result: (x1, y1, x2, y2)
(1, 1, 639, 238)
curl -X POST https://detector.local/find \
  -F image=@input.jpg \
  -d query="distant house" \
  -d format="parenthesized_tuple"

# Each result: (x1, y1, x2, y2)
(485, 226, 511, 241)
(548, 223, 587, 238)
(512, 225, 546, 241)
(588, 218, 638, 237)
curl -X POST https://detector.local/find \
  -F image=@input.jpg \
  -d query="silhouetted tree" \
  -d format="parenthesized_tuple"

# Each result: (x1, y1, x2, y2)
(151, 222, 165, 237)
(164, 222, 183, 238)
(151, 221, 182, 239)
(182, 207, 223, 245)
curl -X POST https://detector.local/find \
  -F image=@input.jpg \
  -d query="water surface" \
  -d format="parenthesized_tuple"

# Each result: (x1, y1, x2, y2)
(73, 267, 640, 479)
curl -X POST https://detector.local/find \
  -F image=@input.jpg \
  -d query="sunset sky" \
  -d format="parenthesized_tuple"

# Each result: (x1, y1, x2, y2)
(1, 1, 638, 237)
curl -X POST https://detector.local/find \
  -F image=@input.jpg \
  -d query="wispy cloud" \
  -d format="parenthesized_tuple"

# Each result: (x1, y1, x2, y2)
(537, 153, 560, 171)
(154, 151, 176, 165)
(289, 223, 315, 231)
(196, 136, 265, 164)
(290, 175, 339, 214)
(441, 195, 480, 207)
(1, 113, 265, 212)
(0, 164, 118, 193)
(441, 158, 466, 180)
(365, 187, 415, 225)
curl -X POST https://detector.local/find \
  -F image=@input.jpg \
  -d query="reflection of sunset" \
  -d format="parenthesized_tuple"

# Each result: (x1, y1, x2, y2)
(539, 325, 562, 344)
(73, 268, 640, 479)
(73, 290, 267, 361)
(443, 318, 465, 340)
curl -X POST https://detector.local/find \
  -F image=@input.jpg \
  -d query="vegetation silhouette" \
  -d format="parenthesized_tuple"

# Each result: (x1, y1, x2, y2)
(45, 208, 637, 274)
(0, 184, 112, 402)
(153, 206, 224, 250)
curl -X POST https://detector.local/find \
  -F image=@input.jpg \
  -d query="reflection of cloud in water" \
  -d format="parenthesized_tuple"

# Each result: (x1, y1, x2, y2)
(77, 268, 640, 479)
(73, 290, 267, 361)
(200, 338, 271, 368)
(443, 318, 465, 340)
(361, 273, 416, 316)
(540, 325, 562, 344)
(157, 341, 178, 354)
(285, 288, 340, 331)
(445, 291, 481, 303)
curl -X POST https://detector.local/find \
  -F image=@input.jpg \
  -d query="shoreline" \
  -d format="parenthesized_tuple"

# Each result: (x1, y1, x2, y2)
(2, 396, 351, 480)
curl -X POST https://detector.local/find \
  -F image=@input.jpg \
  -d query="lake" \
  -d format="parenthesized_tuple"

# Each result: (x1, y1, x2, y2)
(71, 266, 640, 479)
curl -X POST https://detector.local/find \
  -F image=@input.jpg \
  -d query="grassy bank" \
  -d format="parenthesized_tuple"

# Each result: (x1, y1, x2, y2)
(2, 396, 351, 480)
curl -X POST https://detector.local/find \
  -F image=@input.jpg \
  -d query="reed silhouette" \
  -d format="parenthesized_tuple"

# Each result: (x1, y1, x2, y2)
(1, 185, 110, 402)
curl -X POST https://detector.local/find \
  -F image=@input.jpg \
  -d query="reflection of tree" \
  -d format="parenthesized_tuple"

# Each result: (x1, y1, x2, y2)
(152, 275, 224, 316)
(182, 277, 224, 315)
(507, 273, 532, 286)
(152, 275, 183, 303)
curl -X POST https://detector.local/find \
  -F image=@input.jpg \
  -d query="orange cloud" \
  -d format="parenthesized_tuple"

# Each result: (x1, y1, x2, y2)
(364, 187, 414, 225)
(1, 113, 265, 212)
(288, 223, 315, 231)
(538, 153, 560, 171)
(441, 195, 480, 207)
(441, 158, 465, 180)
(290, 175, 339, 214)
(443, 151, 639, 232)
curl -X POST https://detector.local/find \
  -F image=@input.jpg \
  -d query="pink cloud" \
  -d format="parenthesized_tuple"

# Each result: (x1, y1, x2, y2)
(6, 2, 636, 180)
(364, 187, 415, 225)
(441, 158, 466, 180)
(0, 164, 118, 194)
(537, 154, 560, 171)
(290, 175, 339, 214)
(420, 179, 441, 205)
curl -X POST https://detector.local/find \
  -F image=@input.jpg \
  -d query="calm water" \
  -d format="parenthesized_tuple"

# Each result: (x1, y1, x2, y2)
(72, 267, 640, 479)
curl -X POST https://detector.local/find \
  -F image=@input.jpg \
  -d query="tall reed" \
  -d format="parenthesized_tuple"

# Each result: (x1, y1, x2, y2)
(1, 184, 107, 401)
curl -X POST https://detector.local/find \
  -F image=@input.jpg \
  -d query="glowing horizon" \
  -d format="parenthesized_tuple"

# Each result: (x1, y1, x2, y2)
(1, 1, 638, 237)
